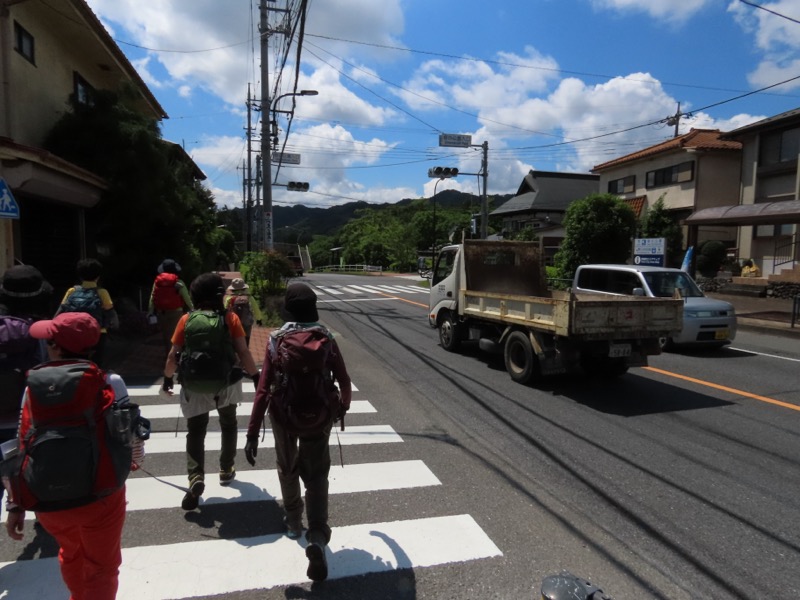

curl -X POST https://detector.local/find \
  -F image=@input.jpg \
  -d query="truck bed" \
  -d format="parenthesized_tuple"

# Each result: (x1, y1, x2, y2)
(460, 289, 683, 340)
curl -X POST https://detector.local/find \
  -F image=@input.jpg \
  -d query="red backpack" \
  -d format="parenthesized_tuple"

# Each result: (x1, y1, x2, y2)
(152, 273, 184, 311)
(269, 325, 341, 436)
(12, 360, 134, 512)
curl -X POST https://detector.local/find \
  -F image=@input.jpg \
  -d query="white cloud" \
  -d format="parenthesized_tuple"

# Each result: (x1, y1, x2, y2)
(590, 0, 712, 22)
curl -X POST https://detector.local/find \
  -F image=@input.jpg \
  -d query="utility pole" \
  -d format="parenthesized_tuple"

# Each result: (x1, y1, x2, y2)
(480, 140, 489, 239)
(255, 155, 263, 250)
(260, 1, 273, 251)
(245, 84, 254, 251)
(666, 102, 682, 138)
(237, 160, 247, 246)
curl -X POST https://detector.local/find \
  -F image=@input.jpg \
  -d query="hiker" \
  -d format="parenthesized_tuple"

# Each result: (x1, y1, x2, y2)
(0, 265, 53, 505)
(224, 277, 263, 346)
(3, 312, 148, 600)
(161, 272, 260, 511)
(245, 282, 352, 582)
(149, 259, 193, 351)
(56, 258, 118, 369)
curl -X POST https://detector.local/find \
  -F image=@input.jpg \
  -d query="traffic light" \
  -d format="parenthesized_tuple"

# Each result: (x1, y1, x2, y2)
(286, 181, 309, 192)
(427, 166, 459, 179)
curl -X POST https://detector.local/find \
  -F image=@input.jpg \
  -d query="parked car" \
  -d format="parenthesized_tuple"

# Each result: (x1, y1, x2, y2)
(573, 264, 737, 350)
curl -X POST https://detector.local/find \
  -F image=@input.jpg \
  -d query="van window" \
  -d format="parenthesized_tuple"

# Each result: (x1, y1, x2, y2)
(576, 269, 641, 295)
(641, 271, 703, 298)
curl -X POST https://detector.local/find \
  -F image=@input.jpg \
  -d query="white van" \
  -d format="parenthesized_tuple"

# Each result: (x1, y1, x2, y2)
(573, 264, 736, 349)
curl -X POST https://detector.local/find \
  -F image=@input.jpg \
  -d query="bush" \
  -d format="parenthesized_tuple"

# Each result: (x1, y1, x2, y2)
(696, 240, 727, 277)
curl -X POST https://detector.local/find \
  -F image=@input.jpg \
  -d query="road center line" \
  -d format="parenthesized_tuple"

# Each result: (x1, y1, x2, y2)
(644, 366, 800, 412)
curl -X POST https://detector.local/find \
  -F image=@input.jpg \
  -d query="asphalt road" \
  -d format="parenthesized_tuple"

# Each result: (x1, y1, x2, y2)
(2, 272, 798, 599)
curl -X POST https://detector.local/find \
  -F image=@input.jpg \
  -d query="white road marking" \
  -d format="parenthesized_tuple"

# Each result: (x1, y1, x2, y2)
(145, 425, 402, 454)
(0, 515, 502, 598)
(314, 286, 344, 296)
(375, 284, 427, 294)
(127, 381, 359, 398)
(728, 347, 800, 363)
(139, 400, 376, 420)
(125, 460, 440, 511)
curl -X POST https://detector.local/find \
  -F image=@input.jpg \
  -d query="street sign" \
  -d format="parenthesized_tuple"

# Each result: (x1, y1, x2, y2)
(634, 237, 665, 267)
(439, 133, 472, 148)
(0, 178, 20, 219)
(271, 152, 301, 165)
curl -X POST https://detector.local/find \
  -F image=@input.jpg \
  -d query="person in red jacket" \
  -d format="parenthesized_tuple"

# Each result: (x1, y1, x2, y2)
(148, 259, 193, 352)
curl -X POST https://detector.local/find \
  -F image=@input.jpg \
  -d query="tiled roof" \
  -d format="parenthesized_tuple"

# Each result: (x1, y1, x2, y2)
(592, 129, 741, 172)
(623, 195, 647, 218)
(492, 170, 599, 216)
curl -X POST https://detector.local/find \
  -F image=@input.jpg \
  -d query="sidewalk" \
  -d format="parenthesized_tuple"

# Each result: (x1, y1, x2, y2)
(107, 324, 273, 384)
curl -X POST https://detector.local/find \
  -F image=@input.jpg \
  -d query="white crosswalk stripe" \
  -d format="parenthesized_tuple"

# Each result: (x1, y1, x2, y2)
(2, 376, 502, 597)
(2, 515, 501, 599)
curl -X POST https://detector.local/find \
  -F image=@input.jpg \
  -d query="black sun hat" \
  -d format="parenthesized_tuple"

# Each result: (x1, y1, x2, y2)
(0, 265, 53, 298)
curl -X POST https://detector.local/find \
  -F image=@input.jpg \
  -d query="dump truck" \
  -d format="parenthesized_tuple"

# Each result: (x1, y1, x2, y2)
(427, 240, 683, 384)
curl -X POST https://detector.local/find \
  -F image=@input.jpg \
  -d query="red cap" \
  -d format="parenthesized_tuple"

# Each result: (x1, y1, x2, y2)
(29, 313, 101, 354)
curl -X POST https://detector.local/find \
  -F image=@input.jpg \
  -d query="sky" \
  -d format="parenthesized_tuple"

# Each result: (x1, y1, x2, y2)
(83, 0, 800, 210)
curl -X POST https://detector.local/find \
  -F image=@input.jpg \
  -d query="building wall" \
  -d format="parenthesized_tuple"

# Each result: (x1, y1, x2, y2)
(598, 152, 698, 210)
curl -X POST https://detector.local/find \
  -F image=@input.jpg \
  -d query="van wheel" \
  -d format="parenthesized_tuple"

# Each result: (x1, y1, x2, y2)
(659, 336, 675, 352)
(504, 331, 539, 384)
(439, 313, 462, 352)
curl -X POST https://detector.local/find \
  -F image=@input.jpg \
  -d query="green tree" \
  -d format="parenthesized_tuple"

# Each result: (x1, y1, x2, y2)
(639, 195, 684, 268)
(42, 85, 224, 293)
(554, 193, 637, 280)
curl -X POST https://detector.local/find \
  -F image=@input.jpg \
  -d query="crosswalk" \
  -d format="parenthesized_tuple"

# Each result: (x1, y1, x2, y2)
(1, 379, 502, 597)
(311, 283, 429, 300)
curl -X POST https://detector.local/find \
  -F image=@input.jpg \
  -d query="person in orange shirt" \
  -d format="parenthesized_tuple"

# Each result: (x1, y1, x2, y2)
(161, 273, 259, 510)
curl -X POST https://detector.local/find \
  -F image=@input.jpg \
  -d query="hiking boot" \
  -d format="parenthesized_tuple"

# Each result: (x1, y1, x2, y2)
(305, 542, 328, 581)
(181, 476, 205, 511)
(219, 467, 236, 486)
(283, 517, 303, 540)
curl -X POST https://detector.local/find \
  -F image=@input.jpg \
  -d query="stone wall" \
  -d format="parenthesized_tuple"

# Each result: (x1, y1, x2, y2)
(695, 275, 800, 298)
(768, 281, 800, 299)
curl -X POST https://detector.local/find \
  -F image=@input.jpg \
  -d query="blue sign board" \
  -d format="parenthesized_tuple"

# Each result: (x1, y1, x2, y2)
(0, 179, 20, 219)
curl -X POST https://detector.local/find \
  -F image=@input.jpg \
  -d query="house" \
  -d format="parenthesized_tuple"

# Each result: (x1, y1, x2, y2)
(688, 108, 800, 279)
(591, 129, 742, 254)
(0, 0, 167, 281)
(491, 170, 599, 264)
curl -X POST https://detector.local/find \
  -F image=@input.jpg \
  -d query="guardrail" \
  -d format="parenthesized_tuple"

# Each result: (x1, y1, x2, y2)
(313, 264, 383, 273)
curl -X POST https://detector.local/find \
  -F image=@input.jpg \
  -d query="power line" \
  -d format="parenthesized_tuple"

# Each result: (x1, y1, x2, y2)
(738, 0, 800, 25)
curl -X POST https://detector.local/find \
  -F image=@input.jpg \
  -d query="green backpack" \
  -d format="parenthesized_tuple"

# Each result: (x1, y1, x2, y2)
(178, 311, 237, 396)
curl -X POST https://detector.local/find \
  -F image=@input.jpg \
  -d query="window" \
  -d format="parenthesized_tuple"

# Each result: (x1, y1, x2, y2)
(646, 162, 694, 188)
(754, 223, 795, 238)
(608, 175, 635, 194)
(14, 22, 35, 64)
(759, 127, 800, 166)
(74, 73, 95, 106)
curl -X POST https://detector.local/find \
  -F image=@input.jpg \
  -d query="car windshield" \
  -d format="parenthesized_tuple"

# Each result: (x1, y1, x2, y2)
(642, 271, 704, 298)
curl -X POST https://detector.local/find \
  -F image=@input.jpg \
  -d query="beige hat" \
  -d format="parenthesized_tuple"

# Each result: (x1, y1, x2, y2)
(227, 277, 249, 293)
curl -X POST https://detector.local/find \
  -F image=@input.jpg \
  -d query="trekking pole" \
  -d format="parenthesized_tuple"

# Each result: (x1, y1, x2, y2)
(334, 420, 344, 468)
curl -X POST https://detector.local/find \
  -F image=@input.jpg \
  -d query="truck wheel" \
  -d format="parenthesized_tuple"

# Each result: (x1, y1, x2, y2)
(504, 331, 538, 384)
(439, 313, 462, 352)
(659, 336, 675, 352)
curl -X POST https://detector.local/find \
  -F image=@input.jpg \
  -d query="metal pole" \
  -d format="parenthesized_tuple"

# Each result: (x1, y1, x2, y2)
(260, 1, 274, 251)
(245, 84, 253, 252)
(481, 140, 489, 239)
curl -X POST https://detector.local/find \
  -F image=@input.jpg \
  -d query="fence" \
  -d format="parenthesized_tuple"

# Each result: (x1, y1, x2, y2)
(313, 264, 383, 273)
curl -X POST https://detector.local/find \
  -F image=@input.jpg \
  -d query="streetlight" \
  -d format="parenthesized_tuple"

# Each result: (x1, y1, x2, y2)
(262, 89, 318, 251)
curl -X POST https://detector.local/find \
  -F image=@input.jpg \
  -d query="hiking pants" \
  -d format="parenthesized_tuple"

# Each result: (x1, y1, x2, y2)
(158, 308, 184, 350)
(269, 413, 332, 545)
(186, 403, 238, 480)
(36, 486, 126, 600)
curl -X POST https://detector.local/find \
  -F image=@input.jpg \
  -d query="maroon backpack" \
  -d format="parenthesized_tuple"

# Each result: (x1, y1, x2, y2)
(268, 325, 341, 435)
(228, 295, 254, 329)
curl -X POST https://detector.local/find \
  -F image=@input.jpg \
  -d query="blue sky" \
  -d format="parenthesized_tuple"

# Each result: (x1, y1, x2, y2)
(84, 0, 800, 209)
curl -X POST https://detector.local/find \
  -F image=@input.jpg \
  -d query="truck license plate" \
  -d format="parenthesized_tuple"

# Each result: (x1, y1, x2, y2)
(608, 343, 631, 358)
(715, 329, 729, 340)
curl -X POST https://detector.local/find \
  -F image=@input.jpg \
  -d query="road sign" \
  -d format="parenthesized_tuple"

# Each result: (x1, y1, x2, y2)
(439, 133, 472, 148)
(0, 178, 20, 219)
(271, 152, 301, 165)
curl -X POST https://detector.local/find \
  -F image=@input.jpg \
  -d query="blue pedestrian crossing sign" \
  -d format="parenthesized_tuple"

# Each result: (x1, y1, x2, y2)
(0, 178, 20, 219)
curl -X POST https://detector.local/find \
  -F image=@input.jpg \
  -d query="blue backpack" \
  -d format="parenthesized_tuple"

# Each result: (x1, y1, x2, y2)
(61, 286, 103, 324)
